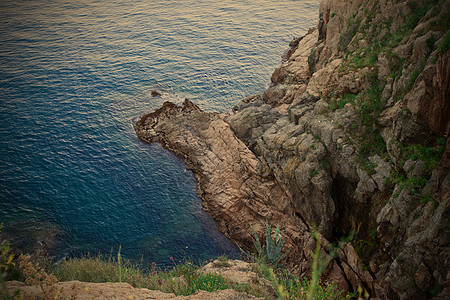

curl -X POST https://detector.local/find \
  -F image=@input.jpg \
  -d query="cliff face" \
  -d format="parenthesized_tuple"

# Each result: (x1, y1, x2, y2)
(136, 0, 449, 299)
(228, 0, 449, 298)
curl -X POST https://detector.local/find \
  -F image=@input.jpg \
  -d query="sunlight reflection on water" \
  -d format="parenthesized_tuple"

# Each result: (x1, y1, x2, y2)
(0, 0, 319, 265)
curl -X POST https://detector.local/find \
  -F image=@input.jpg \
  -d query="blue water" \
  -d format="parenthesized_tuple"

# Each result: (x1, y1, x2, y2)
(0, 0, 318, 266)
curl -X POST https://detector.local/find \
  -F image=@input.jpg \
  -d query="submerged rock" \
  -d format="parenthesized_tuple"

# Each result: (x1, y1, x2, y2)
(151, 90, 161, 97)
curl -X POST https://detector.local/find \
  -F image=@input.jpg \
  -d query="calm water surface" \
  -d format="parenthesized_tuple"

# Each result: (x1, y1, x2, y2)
(0, 0, 318, 265)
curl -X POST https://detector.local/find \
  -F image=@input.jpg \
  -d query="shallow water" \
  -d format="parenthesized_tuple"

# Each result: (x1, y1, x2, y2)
(0, 0, 318, 266)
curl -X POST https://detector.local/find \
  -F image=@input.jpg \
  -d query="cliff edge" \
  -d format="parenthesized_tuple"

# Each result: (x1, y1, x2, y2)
(136, 0, 449, 298)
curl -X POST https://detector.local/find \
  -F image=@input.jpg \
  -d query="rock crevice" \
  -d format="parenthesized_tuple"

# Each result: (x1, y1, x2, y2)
(136, 0, 450, 298)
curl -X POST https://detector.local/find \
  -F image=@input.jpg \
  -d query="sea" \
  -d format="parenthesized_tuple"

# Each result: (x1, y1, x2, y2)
(0, 0, 318, 267)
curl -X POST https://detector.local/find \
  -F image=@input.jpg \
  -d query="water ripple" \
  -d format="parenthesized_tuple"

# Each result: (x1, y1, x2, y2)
(0, 0, 318, 265)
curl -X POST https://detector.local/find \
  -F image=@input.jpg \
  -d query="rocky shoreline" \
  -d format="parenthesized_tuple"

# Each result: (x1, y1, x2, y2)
(136, 0, 449, 298)
(135, 99, 374, 294)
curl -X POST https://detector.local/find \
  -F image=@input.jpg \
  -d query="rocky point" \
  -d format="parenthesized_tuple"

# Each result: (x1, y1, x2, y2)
(136, 0, 450, 299)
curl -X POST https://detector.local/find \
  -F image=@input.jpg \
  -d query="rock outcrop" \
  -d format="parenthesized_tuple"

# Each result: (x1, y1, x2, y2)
(6, 281, 260, 300)
(136, 0, 449, 299)
(134, 99, 369, 292)
(6, 260, 268, 300)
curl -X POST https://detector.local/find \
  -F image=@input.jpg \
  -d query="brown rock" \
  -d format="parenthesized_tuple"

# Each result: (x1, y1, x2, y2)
(415, 263, 433, 291)
(151, 90, 161, 97)
(5, 281, 262, 300)
(200, 260, 257, 285)
(135, 100, 366, 292)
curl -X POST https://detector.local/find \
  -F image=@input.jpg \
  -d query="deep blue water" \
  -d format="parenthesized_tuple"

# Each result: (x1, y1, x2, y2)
(0, 0, 318, 266)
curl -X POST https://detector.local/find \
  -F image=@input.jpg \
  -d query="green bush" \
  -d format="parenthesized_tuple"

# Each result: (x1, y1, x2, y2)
(0, 226, 22, 299)
(53, 254, 149, 288)
(252, 228, 356, 299)
(251, 221, 290, 267)
(186, 272, 229, 294)
(213, 255, 231, 267)
(439, 31, 450, 53)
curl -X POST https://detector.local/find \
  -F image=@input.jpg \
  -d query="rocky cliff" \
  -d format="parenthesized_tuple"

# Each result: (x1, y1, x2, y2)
(136, 0, 449, 299)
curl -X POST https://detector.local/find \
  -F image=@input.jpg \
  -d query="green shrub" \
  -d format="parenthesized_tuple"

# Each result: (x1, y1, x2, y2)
(338, 17, 361, 51)
(53, 255, 232, 296)
(251, 221, 290, 267)
(213, 255, 231, 268)
(0, 227, 15, 279)
(252, 228, 356, 299)
(278, 274, 353, 300)
(405, 0, 440, 30)
(185, 272, 229, 294)
(0, 225, 22, 300)
(53, 254, 148, 287)
(439, 31, 450, 53)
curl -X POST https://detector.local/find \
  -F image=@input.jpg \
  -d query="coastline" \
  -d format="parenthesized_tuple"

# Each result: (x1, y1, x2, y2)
(134, 99, 370, 293)
(135, 0, 450, 298)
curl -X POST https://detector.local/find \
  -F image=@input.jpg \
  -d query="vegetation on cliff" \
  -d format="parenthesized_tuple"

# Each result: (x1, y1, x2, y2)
(4, 0, 447, 299)
(227, 0, 448, 298)
(1, 226, 354, 299)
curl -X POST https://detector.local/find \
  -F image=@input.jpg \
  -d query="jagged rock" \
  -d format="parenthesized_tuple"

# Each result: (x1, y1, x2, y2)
(200, 260, 257, 285)
(135, 100, 367, 291)
(151, 90, 161, 97)
(415, 263, 433, 291)
(369, 155, 392, 191)
(135, 0, 449, 298)
(262, 85, 287, 106)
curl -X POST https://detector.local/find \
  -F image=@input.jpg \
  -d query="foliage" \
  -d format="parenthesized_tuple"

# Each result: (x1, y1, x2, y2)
(0, 228, 15, 279)
(307, 230, 326, 300)
(405, 0, 440, 31)
(53, 254, 148, 287)
(402, 139, 445, 170)
(277, 275, 353, 300)
(439, 31, 450, 53)
(0, 225, 22, 300)
(387, 138, 446, 200)
(328, 94, 356, 111)
(18, 255, 59, 299)
(251, 221, 290, 267)
(1, 222, 355, 299)
(184, 272, 229, 294)
(252, 228, 355, 299)
(213, 255, 231, 268)
(338, 16, 361, 51)
(53, 254, 231, 296)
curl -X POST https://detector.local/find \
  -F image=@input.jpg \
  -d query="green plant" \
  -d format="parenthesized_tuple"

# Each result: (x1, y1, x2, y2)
(426, 35, 437, 55)
(255, 228, 355, 299)
(0, 226, 22, 300)
(409, 66, 422, 87)
(117, 245, 122, 283)
(213, 255, 231, 268)
(54, 252, 236, 297)
(338, 16, 361, 51)
(329, 93, 357, 111)
(277, 274, 353, 300)
(185, 272, 229, 294)
(250, 221, 290, 267)
(307, 230, 323, 300)
(0, 228, 15, 279)
(53, 254, 149, 287)
(405, 0, 440, 30)
(439, 31, 450, 53)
